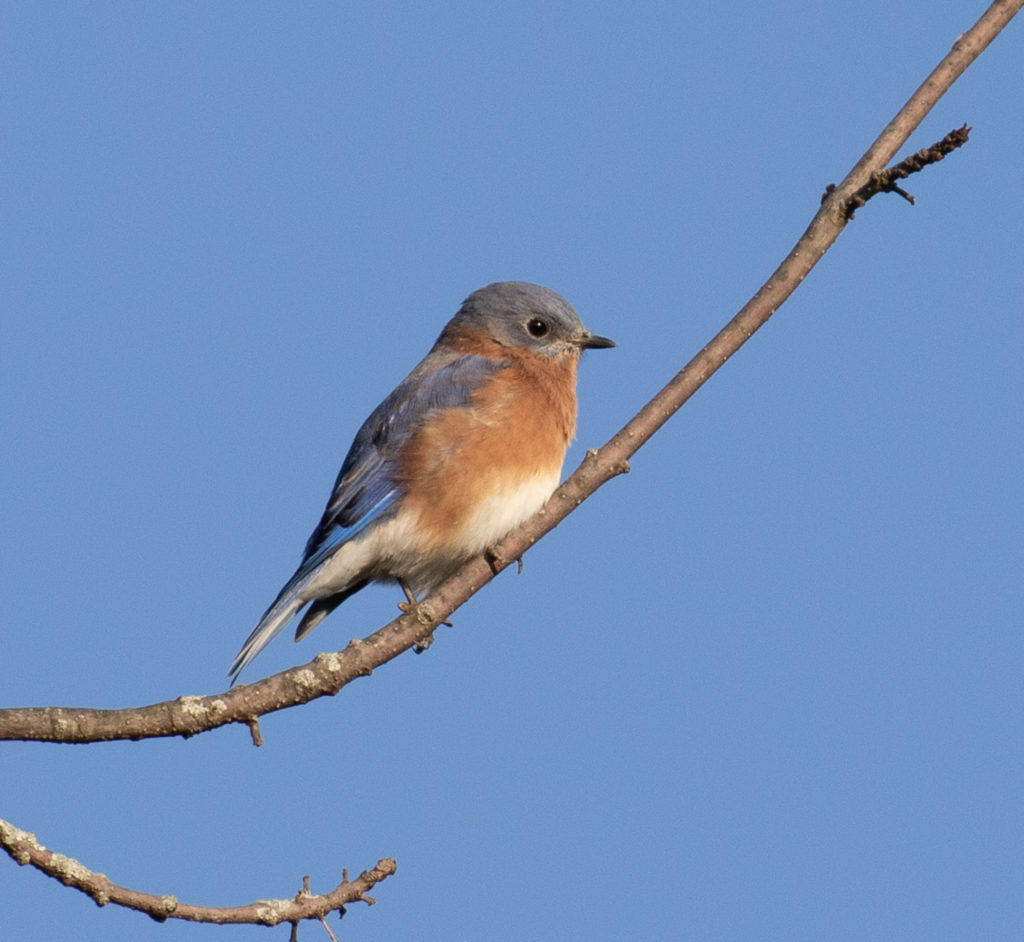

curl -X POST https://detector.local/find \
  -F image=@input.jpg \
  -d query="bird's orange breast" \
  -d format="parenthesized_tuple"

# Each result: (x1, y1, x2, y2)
(398, 345, 579, 553)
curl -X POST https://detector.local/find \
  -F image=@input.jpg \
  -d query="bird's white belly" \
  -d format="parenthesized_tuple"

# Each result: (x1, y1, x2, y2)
(310, 468, 560, 597)
(448, 468, 560, 556)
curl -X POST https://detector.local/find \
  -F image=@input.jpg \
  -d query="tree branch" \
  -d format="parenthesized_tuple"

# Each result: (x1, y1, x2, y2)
(833, 124, 973, 217)
(0, 816, 395, 927)
(1, 0, 1019, 753)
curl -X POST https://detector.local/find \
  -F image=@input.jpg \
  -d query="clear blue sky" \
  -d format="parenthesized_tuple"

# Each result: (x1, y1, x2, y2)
(3, 3, 1022, 940)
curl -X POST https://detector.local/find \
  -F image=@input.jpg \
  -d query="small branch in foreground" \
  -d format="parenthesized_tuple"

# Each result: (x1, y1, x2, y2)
(824, 124, 973, 217)
(0, 816, 395, 927)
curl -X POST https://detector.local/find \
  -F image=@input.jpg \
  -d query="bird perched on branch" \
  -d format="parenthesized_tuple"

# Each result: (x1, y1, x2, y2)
(229, 281, 614, 682)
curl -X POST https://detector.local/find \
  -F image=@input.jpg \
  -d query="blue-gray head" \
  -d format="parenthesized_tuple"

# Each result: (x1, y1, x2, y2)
(441, 281, 614, 356)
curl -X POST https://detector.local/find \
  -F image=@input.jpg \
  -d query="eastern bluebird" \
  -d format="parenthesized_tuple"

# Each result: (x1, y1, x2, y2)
(228, 281, 613, 682)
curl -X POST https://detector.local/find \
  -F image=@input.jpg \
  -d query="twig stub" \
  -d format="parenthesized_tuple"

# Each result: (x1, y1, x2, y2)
(839, 124, 971, 218)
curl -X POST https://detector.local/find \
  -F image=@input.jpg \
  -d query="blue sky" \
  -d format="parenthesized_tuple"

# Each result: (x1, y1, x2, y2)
(3, 3, 1022, 940)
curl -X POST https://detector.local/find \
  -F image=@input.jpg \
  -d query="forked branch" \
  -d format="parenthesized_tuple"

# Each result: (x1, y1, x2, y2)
(0, 816, 395, 928)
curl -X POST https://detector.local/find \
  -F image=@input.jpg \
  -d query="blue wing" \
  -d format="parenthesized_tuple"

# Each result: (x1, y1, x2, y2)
(302, 349, 505, 560)
(228, 349, 505, 682)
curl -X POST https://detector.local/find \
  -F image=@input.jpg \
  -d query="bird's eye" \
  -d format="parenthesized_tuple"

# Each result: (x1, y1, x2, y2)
(526, 318, 549, 338)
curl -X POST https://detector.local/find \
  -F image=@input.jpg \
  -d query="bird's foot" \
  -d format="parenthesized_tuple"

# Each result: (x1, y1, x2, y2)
(397, 580, 452, 628)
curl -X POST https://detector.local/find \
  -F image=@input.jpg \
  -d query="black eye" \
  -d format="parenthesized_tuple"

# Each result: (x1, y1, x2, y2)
(526, 318, 549, 338)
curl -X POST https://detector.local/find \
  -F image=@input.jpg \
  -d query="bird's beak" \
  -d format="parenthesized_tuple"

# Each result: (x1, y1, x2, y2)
(578, 332, 615, 350)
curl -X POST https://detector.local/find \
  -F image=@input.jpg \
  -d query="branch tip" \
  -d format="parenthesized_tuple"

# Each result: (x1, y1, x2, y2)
(842, 125, 972, 218)
(247, 716, 263, 747)
(319, 915, 342, 942)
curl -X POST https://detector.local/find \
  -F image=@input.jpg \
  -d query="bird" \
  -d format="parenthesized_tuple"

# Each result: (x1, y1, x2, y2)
(228, 281, 614, 682)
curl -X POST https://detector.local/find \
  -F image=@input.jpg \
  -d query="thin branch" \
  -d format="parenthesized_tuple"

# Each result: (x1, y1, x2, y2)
(834, 124, 973, 217)
(1, 0, 1019, 750)
(0, 816, 394, 927)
